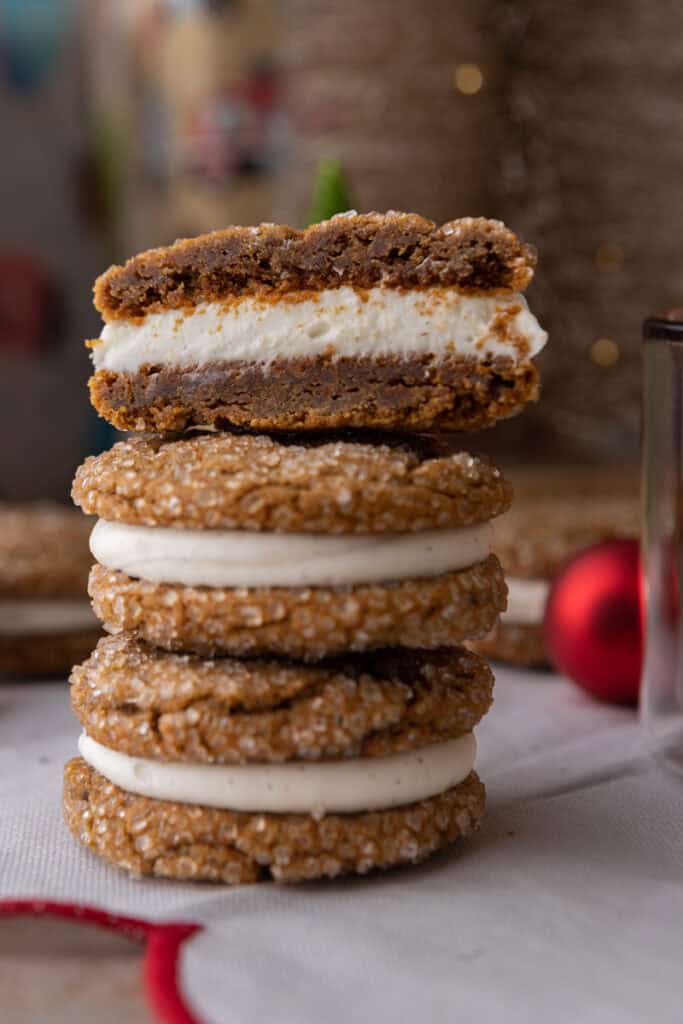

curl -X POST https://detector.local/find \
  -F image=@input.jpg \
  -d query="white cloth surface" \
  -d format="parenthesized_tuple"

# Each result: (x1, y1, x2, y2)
(1, 668, 681, 1024)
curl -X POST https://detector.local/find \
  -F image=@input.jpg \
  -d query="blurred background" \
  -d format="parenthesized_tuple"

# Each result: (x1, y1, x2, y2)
(1, 0, 680, 500)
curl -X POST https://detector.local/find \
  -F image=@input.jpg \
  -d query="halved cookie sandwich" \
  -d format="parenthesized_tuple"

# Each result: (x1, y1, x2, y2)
(88, 212, 547, 434)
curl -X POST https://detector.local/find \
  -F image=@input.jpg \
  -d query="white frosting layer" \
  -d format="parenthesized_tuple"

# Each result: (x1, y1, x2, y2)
(92, 287, 547, 372)
(500, 577, 550, 626)
(78, 733, 476, 814)
(0, 599, 97, 636)
(90, 519, 492, 588)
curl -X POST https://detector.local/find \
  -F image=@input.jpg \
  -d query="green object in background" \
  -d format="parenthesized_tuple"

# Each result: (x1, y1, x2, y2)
(91, 109, 128, 256)
(307, 158, 354, 225)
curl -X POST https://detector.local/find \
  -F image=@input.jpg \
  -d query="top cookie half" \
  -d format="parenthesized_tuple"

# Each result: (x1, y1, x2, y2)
(89, 211, 547, 434)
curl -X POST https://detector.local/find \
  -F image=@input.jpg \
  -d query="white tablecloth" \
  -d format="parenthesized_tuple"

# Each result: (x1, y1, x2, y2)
(1, 667, 681, 1024)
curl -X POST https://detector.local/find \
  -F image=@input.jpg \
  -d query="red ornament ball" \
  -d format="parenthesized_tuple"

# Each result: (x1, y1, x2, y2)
(544, 539, 642, 705)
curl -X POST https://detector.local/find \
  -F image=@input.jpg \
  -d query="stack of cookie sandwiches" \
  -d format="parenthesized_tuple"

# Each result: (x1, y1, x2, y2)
(65, 212, 547, 883)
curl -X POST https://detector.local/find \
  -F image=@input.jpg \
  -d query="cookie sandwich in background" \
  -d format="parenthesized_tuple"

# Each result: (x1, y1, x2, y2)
(0, 504, 99, 676)
(470, 467, 639, 668)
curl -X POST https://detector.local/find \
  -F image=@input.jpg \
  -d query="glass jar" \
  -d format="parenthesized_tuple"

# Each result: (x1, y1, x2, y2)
(641, 314, 683, 775)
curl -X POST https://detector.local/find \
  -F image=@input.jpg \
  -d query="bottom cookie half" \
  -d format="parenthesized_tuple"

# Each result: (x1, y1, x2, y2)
(89, 355, 539, 434)
(64, 758, 485, 884)
(88, 557, 506, 660)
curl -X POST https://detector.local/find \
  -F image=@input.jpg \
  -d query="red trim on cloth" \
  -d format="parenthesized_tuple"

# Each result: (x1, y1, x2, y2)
(145, 920, 203, 1024)
(0, 899, 202, 1024)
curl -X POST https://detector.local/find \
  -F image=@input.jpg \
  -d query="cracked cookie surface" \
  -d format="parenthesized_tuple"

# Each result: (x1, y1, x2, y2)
(73, 430, 512, 534)
(95, 212, 536, 319)
(71, 633, 494, 763)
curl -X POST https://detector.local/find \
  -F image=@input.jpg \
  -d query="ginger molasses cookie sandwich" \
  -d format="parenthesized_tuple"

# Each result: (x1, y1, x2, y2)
(65, 633, 490, 882)
(72, 431, 511, 659)
(471, 468, 639, 667)
(0, 503, 99, 675)
(88, 212, 547, 434)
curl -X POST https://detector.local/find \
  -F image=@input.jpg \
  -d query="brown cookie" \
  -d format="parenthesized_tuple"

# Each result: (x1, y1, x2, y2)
(72, 431, 512, 534)
(88, 555, 506, 659)
(95, 213, 536, 319)
(469, 622, 547, 669)
(71, 633, 494, 764)
(64, 758, 485, 883)
(0, 629, 100, 678)
(88, 212, 545, 433)
(0, 503, 92, 598)
(88, 356, 540, 435)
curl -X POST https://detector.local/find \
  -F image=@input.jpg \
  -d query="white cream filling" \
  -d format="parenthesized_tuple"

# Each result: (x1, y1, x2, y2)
(0, 599, 97, 636)
(90, 519, 492, 588)
(500, 577, 550, 626)
(92, 286, 547, 373)
(78, 732, 476, 814)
